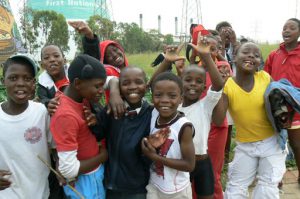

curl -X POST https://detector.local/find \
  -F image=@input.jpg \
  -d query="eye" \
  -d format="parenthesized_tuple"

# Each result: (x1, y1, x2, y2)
(8, 76, 17, 81)
(24, 77, 33, 82)
(43, 56, 49, 60)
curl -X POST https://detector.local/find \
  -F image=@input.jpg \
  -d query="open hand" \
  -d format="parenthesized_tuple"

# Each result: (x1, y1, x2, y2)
(83, 106, 97, 126)
(107, 92, 125, 119)
(189, 32, 211, 56)
(147, 127, 170, 148)
(0, 170, 11, 190)
(141, 138, 157, 160)
(164, 44, 186, 63)
(68, 21, 94, 39)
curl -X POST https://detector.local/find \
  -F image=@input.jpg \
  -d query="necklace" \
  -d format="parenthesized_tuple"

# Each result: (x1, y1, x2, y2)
(157, 112, 179, 126)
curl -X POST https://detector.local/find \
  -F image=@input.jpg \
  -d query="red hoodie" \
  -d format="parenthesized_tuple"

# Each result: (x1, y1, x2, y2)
(100, 40, 129, 102)
(264, 42, 300, 121)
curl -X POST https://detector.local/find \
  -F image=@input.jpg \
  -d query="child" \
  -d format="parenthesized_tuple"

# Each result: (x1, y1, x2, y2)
(37, 44, 68, 109)
(86, 66, 155, 199)
(223, 42, 286, 198)
(142, 72, 195, 199)
(181, 37, 224, 199)
(50, 54, 108, 199)
(264, 18, 300, 183)
(0, 55, 51, 198)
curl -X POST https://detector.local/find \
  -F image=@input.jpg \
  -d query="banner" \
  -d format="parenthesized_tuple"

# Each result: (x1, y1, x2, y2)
(0, 0, 16, 64)
(27, 0, 109, 20)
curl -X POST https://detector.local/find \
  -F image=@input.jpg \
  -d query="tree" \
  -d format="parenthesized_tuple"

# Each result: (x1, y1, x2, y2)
(19, 8, 69, 54)
(87, 15, 117, 41)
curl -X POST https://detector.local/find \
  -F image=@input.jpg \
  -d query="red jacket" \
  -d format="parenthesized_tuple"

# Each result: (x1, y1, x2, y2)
(100, 40, 129, 67)
(264, 42, 300, 121)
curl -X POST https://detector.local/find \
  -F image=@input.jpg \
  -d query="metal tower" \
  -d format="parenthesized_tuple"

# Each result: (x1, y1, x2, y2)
(93, 0, 114, 20)
(180, 0, 202, 42)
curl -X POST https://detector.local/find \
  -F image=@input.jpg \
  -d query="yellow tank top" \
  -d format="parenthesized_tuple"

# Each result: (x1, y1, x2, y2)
(224, 71, 275, 142)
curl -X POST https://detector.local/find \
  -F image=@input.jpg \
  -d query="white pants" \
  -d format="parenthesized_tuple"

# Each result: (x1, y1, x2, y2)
(224, 135, 286, 199)
(146, 183, 192, 199)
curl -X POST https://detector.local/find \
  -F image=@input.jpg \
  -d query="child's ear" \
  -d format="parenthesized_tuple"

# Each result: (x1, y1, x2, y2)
(74, 78, 81, 90)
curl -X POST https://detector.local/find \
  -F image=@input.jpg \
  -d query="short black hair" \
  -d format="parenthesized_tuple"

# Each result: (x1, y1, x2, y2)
(208, 29, 220, 36)
(120, 66, 147, 82)
(151, 72, 183, 94)
(216, 21, 232, 32)
(288, 18, 300, 29)
(3, 57, 35, 78)
(68, 54, 106, 83)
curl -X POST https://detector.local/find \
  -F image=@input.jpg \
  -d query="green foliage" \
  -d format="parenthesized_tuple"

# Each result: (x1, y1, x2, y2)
(163, 34, 174, 45)
(19, 8, 69, 54)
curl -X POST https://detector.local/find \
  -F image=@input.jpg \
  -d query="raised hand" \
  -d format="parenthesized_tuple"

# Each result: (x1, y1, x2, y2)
(83, 106, 97, 126)
(68, 21, 94, 39)
(0, 170, 11, 190)
(147, 127, 170, 149)
(164, 44, 186, 63)
(189, 32, 211, 56)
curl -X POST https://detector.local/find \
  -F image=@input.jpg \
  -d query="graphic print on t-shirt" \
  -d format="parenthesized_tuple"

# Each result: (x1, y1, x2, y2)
(24, 127, 42, 144)
(154, 138, 174, 177)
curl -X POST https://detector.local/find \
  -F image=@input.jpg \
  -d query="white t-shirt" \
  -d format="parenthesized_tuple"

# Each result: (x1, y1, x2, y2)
(178, 87, 222, 155)
(0, 101, 51, 199)
(149, 109, 192, 194)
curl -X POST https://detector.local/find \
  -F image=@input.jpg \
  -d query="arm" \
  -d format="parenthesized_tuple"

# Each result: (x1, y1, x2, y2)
(148, 44, 185, 87)
(142, 124, 195, 172)
(107, 77, 126, 119)
(212, 94, 228, 126)
(189, 33, 224, 91)
(68, 21, 101, 60)
(36, 84, 54, 107)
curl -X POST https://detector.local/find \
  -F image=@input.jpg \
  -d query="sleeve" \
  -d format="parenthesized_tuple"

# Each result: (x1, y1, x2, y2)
(36, 83, 52, 107)
(45, 113, 56, 149)
(264, 50, 275, 74)
(50, 115, 79, 152)
(82, 34, 101, 60)
(203, 86, 223, 115)
(58, 150, 80, 179)
(104, 76, 118, 90)
(90, 107, 110, 141)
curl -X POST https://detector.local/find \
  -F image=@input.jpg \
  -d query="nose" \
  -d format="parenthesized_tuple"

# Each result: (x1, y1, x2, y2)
(16, 78, 26, 87)
(128, 82, 137, 90)
(97, 87, 104, 94)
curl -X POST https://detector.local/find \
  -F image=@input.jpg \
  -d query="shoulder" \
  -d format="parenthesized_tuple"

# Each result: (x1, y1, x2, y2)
(256, 71, 271, 82)
(224, 77, 234, 94)
(29, 101, 48, 113)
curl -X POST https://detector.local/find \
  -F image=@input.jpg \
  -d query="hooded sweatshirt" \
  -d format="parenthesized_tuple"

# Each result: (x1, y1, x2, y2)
(264, 42, 300, 121)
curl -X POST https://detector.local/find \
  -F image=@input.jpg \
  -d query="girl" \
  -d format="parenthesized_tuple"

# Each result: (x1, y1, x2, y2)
(264, 18, 300, 183)
(142, 72, 195, 199)
(223, 42, 286, 199)
(50, 54, 108, 199)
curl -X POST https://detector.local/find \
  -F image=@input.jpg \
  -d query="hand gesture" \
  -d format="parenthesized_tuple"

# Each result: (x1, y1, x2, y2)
(227, 27, 237, 44)
(83, 106, 97, 126)
(175, 59, 185, 77)
(147, 127, 170, 149)
(107, 92, 125, 120)
(189, 32, 211, 56)
(47, 96, 60, 116)
(68, 21, 94, 39)
(0, 170, 11, 190)
(164, 44, 186, 63)
(141, 138, 158, 160)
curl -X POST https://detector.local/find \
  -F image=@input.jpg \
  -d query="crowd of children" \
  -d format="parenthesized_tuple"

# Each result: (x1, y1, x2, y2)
(0, 17, 300, 199)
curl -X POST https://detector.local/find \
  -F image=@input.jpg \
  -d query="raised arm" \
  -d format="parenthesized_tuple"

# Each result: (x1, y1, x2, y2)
(68, 21, 101, 60)
(148, 44, 185, 87)
(189, 33, 224, 91)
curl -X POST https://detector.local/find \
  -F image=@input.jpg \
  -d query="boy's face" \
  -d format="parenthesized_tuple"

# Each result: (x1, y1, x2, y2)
(41, 45, 65, 78)
(3, 63, 35, 105)
(182, 68, 206, 104)
(120, 68, 146, 108)
(104, 45, 125, 68)
(76, 78, 106, 103)
(282, 20, 300, 45)
(152, 80, 182, 123)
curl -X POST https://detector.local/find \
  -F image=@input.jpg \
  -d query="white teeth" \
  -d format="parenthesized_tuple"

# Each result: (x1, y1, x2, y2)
(189, 89, 196, 94)
(129, 93, 138, 97)
(161, 107, 169, 110)
(17, 91, 25, 94)
(116, 57, 121, 62)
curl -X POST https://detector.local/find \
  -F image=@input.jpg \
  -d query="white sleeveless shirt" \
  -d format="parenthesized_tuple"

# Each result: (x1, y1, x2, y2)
(149, 109, 193, 194)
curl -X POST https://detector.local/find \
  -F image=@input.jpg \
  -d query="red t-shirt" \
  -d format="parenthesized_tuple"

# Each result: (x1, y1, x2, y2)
(50, 93, 99, 161)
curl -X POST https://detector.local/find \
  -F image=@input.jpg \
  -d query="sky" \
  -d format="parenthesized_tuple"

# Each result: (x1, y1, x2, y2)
(8, 0, 299, 58)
